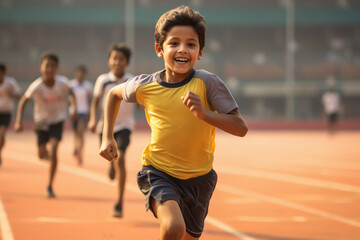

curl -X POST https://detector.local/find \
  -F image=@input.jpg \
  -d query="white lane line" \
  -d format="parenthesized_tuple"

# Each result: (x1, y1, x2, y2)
(0, 196, 14, 240)
(8, 152, 255, 240)
(229, 216, 308, 223)
(294, 158, 360, 171)
(216, 165, 360, 193)
(34, 217, 92, 223)
(205, 216, 256, 240)
(217, 184, 360, 228)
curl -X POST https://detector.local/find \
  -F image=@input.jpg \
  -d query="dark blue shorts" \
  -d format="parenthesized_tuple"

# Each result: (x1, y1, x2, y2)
(0, 113, 11, 127)
(328, 112, 339, 124)
(137, 165, 217, 238)
(35, 121, 64, 146)
(99, 129, 131, 151)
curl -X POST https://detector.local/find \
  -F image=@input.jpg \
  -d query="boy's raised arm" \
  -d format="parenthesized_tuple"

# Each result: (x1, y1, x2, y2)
(68, 88, 78, 122)
(202, 108, 248, 137)
(14, 96, 30, 132)
(99, 83, 124, 161)
(88, 96, 100, 133)
(182, 91, 248, 137)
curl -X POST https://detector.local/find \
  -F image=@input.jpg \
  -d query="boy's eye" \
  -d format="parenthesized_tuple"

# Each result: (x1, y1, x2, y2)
(188, 43, 196, 47)
(169, 42, 178, 46)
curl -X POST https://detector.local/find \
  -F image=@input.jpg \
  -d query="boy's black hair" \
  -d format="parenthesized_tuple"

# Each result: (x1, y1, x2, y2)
(108, 43, 132, 62)
(155, 5, 206, 51)
(76, 65, 87, 73)
(40, 52, 59, 65)
(0, 63, 6, 72)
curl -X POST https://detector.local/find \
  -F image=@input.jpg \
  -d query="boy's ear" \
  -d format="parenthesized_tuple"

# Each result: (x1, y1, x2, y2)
(198, 48, 204, 60)
(155, 43, 163, 58)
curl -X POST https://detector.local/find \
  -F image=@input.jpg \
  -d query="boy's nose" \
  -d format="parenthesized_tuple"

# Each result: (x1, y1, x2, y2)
(178, 46, 188, 54)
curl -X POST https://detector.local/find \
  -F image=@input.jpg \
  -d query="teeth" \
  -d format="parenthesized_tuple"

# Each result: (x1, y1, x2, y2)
(175, 58, 188, 62)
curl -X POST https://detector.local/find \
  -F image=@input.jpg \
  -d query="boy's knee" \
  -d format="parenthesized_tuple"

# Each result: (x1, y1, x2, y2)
(162, 219, 186, 240)
(38, 146, 47, 159)
(38, 152, 46, 159)
(48, 139, 59, 152)
(117, 151, 126, 164)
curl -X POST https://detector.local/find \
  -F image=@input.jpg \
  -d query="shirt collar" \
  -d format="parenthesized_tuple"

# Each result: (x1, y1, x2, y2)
(109, 72, 129, 82)
(155, 69, 196, 88)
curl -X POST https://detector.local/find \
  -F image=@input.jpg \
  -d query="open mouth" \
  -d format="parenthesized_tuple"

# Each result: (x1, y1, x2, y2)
(175, 58, 189, 63)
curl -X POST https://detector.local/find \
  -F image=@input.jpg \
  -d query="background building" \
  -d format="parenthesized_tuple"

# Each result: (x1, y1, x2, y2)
(1, 0, 360, 123)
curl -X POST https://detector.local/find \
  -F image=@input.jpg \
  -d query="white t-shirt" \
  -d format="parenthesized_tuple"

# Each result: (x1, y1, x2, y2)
(25, 77, 71, 124)
(68, 79, 93, 114)
(322, 91, 341, 114)
(0, 76, 21, 113)
(93, 72, 135, 134)
(56, 75, 69, 83)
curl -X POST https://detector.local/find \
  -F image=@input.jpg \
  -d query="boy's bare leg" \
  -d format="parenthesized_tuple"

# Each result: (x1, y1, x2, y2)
(328, 122, 337, 135)
(38, 144, 48, 160)
(47, 138, 59, 197)
(73, 130, 78, 156)
(114, 150, 126, 216)
(118, 150, 126, 205)
(74, 121, 85, 165)
(183, 233, 199, 240)
(0, 126, 6, 165)
(152, 199, 186, 240)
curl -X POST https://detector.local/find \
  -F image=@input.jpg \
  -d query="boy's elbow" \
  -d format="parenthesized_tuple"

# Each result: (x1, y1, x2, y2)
(109, 87, 123, 101)
(19, 96, 28, 106)
(239, 126, 248, 137)
(236, 122, 248, 137)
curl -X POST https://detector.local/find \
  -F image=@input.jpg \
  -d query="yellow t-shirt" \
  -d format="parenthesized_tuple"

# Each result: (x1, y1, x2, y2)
(123, 69, 238, 179)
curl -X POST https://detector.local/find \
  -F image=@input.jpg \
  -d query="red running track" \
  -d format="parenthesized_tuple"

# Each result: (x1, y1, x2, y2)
(1, 130, 359, 240)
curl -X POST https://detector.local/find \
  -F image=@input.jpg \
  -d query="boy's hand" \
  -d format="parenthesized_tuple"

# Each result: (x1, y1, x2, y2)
(14, 122, 22, 132)
(181, 91, 204, 119)
(99, 138, 118, 161)
(87, 119, 96, 133)
(71, 111, 78, 123)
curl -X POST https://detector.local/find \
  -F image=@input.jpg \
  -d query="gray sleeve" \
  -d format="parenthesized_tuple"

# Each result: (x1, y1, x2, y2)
(122, 74, 154, 103)
(198, 70, 239, 114)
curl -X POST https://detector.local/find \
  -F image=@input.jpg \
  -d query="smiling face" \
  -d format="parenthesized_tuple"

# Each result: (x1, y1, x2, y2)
(108, 50, 129, 78)
(155, 25, 203, 82)
(40, 58, 57, 82)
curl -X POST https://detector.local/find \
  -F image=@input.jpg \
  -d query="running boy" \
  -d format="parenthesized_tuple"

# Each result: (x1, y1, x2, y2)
(0, 63, 21, 166)
(14, 52, 77, 198)
(88, 43, 135, 217)
(322, 85, 342, 134)
(68, 65, 93, 165)
(99, 6, 247, 240)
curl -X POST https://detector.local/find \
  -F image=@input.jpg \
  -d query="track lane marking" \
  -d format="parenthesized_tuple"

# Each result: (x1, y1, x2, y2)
(7, 151, 255, 240)
(216, 165, 360, 193)
(217, 184, 360, 228)
(291, 158, 360, 171)
(9, 146, 360, 192)
(0, 196, 14, 240)
(229, 216, 308, 223)
(205, 216, 255, 240)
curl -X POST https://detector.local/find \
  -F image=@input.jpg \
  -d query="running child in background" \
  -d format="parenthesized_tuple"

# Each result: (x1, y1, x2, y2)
(68, 65, 93, 165)
(99, 6, 248, 240)
(0, 63, 21, 167)
(14, 52, 77, 198)
(88, 43, 135, 218)
(322, 83, 342, 134)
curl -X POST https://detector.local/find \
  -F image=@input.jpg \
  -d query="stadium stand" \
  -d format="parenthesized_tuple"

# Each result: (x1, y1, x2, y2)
(1, 0, 360, 121)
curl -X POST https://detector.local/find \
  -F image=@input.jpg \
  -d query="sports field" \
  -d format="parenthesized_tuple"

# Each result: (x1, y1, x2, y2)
(0, 129, 359, 240)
